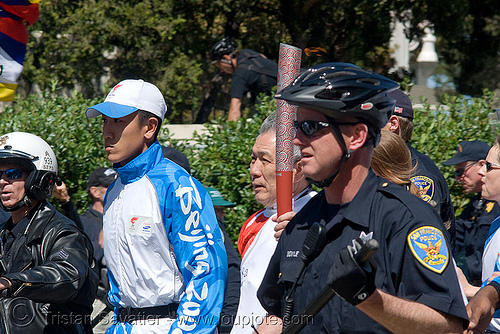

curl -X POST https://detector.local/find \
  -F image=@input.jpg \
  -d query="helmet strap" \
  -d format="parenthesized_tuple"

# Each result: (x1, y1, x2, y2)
(0, 194, 32, 212)
(328, 117, 352, 162)
(307, 118, 380, 188)
(308, 117, 351, 188)
(365, 126, 381, 148)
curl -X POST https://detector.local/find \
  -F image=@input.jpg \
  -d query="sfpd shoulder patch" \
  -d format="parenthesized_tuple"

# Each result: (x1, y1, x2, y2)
(407, 226, 449, 273)
(486, 202, 495, 213)
(410, 175, 434, 203)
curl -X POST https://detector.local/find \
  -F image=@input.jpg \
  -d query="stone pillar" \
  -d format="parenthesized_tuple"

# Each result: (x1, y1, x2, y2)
(416, 27, 438, 86)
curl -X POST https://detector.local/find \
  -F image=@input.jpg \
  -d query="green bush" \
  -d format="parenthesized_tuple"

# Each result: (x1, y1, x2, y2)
(0, 91, 107, 212)
(174, 91, 500, 245)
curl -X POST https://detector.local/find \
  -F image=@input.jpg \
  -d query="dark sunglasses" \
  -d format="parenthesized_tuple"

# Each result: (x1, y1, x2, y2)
(0, 168, 24, 180)
(294, 120, 330, 136)
(454, 162, 476, 177)
(485, 161, 500, 173)
(294, 120, 359, 136)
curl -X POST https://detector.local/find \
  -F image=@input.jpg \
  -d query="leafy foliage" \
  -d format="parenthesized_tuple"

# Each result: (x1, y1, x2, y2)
(180, 90, 500, 243)
(411, 90, 500, 213)
(416, 1, 500, 96)
(0, 91, 107, 212)
(21, 0, 500, 124)
(0, 87, 272, 245)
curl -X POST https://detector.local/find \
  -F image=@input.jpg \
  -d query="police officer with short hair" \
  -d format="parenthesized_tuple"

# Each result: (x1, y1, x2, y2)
(443, 140, 500, 285)
(256, 63, 468, 333)
(383, 89, 456, 243)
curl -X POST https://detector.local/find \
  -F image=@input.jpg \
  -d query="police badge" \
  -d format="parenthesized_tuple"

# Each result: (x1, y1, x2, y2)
(410, 175, 435, 203)
(408, 226, 449, 273)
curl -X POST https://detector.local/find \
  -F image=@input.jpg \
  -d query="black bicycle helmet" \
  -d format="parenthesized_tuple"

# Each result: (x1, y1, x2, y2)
(275, 62, 399, 128)
(210, 37, 237, 61)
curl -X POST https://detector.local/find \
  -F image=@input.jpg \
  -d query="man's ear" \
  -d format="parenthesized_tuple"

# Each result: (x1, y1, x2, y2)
(144, 117, 159, 141)
(348, 123, 369, 150)
(384, 115, 400, 135)
(89, 186, 100, 200)
(292, 161, 305, 184)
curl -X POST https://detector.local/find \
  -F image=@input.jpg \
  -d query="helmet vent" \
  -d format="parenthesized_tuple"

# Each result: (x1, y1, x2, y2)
(357, 78, 380, 85)
(322, 71, 356, 80)
(299, 71, 321, 85)
(210, 37, 237, 61)
(315, 88, 348, 100)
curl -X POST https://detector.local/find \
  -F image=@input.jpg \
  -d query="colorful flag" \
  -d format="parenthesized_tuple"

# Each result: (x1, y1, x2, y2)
(0, 0, 40, 101)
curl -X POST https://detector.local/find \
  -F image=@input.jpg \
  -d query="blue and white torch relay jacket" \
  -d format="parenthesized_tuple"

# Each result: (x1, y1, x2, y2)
(103, 141, 228, 334)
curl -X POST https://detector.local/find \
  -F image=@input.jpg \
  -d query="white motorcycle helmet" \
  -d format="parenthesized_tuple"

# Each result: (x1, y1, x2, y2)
(0, 132, 60, 210)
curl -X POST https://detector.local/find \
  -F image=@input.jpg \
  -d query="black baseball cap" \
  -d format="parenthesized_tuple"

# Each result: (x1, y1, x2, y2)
(162, 146, 191, 174)
(442, 140, 491, 166)
(387, 89, 414, 120)
(87, 167, 117, 189)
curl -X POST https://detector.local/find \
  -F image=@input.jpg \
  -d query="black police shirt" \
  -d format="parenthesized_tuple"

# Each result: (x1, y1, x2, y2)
(258, 170, 468, 333)
(408, 144, 456, 242)
(230, 49, 277, 99)
(454, 194, 500, 284)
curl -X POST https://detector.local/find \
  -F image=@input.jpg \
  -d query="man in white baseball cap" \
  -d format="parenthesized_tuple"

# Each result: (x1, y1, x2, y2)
(86, 79, 166, 119)
(86, 79, 228, 334)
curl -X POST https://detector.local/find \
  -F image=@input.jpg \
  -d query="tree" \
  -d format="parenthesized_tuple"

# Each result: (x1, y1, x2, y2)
(24, 0, 209, 123)
(409, 0, 500, 96)
(278, 0, 395, 70)
(20, 0, 500, 124)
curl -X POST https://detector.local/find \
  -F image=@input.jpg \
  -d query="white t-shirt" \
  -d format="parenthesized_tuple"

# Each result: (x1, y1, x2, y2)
(231, 188, 317, 334)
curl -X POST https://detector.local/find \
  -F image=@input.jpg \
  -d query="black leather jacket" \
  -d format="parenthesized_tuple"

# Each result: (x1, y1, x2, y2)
(0, 201, 98, 333)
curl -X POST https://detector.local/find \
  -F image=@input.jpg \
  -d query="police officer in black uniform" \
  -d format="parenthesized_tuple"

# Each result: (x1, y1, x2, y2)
(211, 37, 277, 122)
(383, 89, 456, 244)
(442, 140, 500, 285)
(256, 63, 468, 333)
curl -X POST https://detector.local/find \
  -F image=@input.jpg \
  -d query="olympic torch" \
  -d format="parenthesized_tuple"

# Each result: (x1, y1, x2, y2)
(276, 43, 302, 216)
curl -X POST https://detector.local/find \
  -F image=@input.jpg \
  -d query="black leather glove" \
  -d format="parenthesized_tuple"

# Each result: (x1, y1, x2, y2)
(327, 238, 378, 305)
